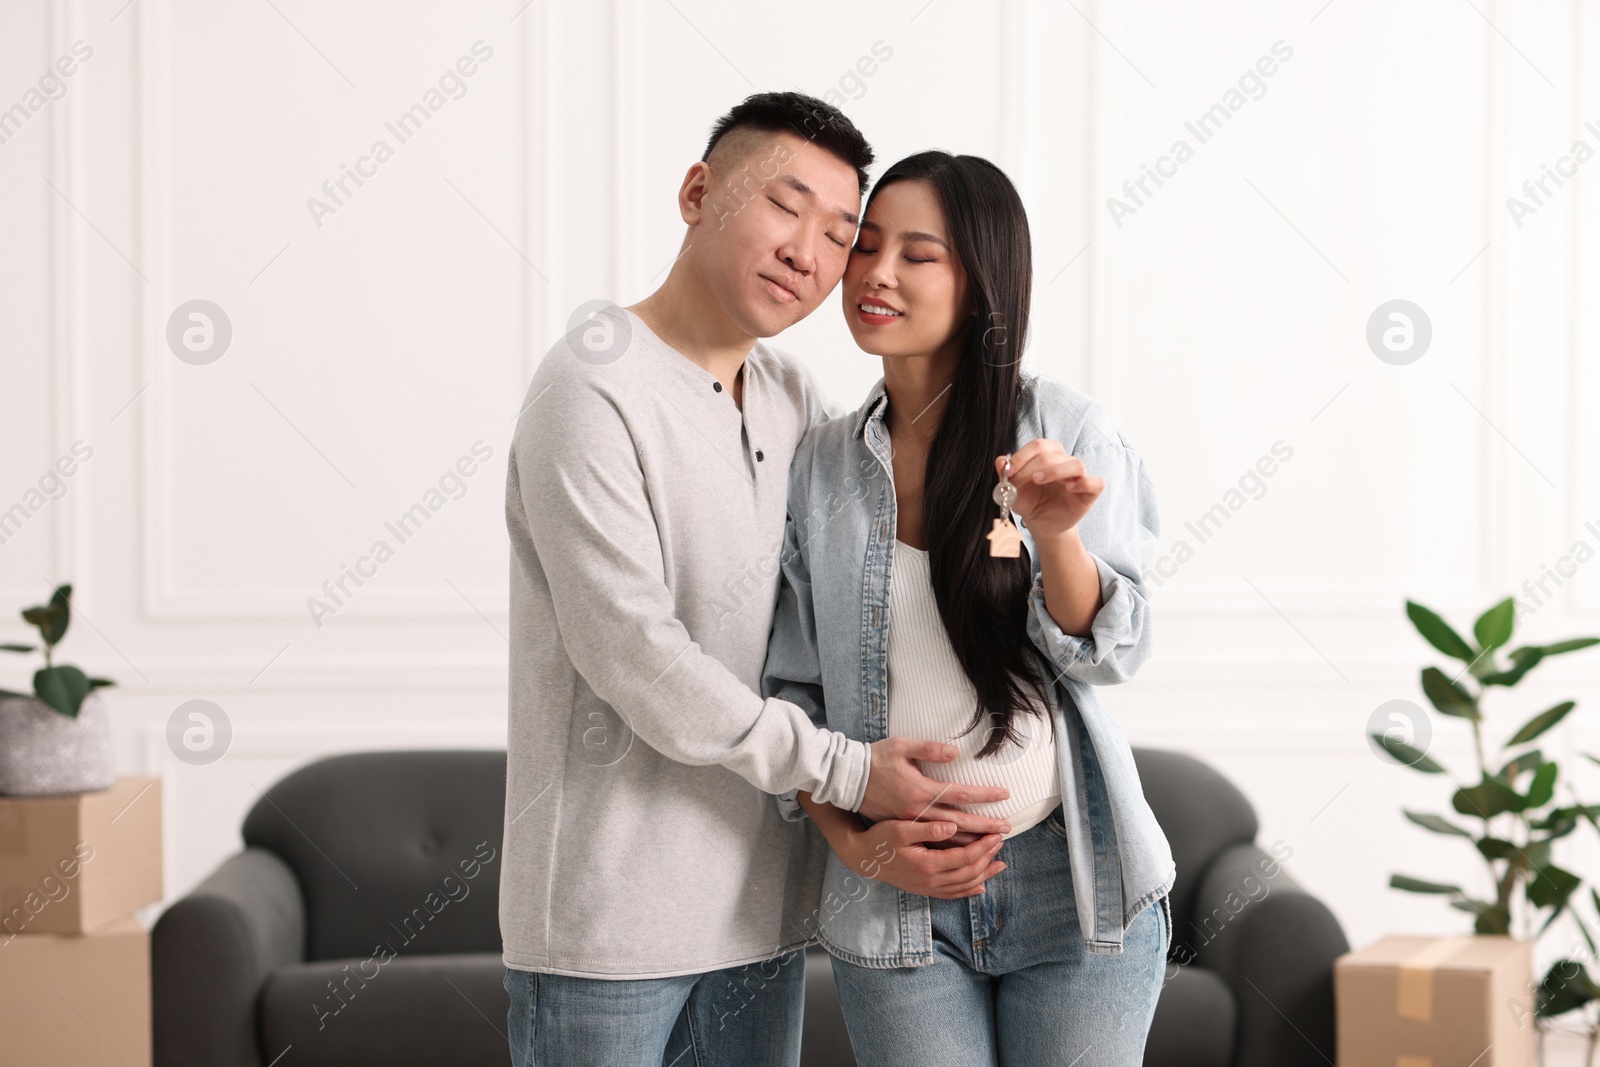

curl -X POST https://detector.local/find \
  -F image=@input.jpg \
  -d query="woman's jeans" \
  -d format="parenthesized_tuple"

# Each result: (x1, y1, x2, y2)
(830, 806, 1170, 1067)
(503, 947, 805, 1067)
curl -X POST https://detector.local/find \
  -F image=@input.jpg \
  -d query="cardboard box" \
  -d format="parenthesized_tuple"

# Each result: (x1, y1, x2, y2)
(0, 915, 150, 1066)
(1336, 935, 1535, 1067)
(0, 776, 162, 936)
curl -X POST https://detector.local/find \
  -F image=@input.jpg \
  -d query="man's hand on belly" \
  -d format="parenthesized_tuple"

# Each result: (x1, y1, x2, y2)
(858, 737, 1013, 836)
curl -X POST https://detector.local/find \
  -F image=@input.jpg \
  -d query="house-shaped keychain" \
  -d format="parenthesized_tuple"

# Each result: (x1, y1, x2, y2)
(987, 517, 1023, 557)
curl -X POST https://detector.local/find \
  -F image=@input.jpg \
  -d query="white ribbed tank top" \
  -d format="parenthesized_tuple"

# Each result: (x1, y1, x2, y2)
(886, 539, 1061, 839)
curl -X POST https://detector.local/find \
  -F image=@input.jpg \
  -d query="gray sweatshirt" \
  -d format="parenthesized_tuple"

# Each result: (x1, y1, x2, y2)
(499, 305, 871, 979)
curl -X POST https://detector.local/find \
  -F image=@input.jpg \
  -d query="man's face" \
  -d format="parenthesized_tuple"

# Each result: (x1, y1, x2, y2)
(689, 131, 862, 338)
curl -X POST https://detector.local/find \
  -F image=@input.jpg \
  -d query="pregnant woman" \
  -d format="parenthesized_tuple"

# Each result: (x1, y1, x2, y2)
(761, 151, 1174, 1066)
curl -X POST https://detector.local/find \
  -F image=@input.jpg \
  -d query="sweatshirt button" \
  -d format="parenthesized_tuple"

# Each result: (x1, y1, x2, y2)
(713, 382, 723, 392)
(756, 450, 764, 461)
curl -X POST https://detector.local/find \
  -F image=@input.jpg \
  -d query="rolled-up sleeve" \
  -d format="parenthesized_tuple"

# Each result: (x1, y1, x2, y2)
(1023, 434, 1160, 686)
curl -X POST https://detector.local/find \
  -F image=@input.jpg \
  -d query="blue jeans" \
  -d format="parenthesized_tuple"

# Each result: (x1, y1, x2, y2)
(829, 807, 1170, 1067)
(503, 948, 805, 1067)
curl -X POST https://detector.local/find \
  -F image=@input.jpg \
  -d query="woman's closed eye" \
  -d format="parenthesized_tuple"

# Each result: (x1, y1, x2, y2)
(851, 244, 935, 264)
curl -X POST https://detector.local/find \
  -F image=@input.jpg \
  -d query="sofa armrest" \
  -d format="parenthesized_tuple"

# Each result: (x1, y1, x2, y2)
(1188, 842, 1348, 1067)
(153, 847, 305, 1067)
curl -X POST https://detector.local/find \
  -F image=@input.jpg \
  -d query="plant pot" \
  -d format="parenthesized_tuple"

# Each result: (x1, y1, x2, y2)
(0, 691, 115, 795)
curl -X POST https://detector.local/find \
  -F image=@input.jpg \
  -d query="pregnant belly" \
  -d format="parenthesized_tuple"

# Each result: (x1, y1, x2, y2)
(909, 710, 1062, 836)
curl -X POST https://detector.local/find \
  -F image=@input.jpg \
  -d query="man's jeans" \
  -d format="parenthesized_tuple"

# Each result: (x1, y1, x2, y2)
(504, 947, 806, 1067)
(829, 806, 1170, 1067)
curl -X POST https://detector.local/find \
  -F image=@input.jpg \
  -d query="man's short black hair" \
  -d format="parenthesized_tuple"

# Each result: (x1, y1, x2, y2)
(701, 91, 874, 198)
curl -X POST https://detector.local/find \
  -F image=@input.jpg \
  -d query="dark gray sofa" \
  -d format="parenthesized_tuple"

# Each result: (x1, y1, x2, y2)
(152, 748, 1346, 1066)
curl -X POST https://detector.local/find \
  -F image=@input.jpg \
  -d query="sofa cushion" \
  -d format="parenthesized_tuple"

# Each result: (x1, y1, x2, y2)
(260, 952, 509, 1066)
(802, 946, 855, 1067)
(1131, 748, 1258, 941)
(243, 750, 506, 961)
(1144, 964, 1236, 1067)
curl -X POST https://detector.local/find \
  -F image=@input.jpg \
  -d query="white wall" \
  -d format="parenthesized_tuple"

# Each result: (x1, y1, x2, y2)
(2, 0, 1598, 960)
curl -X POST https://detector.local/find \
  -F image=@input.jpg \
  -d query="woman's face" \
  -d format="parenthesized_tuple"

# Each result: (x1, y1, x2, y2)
(841, 179, 972, 359)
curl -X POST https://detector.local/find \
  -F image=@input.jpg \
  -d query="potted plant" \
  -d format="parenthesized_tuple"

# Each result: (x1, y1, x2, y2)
(1376, 596, 1600, 1062)
(0, 583, 117, 795)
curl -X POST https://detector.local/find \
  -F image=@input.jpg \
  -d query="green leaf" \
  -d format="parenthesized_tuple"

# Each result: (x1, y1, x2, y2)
(0, 643, 36, 653)
(1569, 797, 1600, 843)
(1390, 873, 1463, 894)
(1453, 778, 1520, 819)
(1536, 808, 1582, 839)
(86, 677, 115, 690)
(1449, 897, 1513, 934)
(1509, 702, 1577, 746)
(22, 605, 66, 648)
(1536, 959, 1600, 1018)
(1477, 837, 1524, 861)
(47, 585, 72, 643)
(1482, 646, 1545, 686)
(1524, 761, 1559, 809)
(1421, 667, 1479, 718)
(1475, 835, 1552, 873)
(1370, 732, 1447, 773)
(1403, 810, 1474, 837)
(1541, 637, 1600, 657)
(43, 584, 70, 645)
(1406, 601, 1476, 661)
(33, 665, 90, 717)
(1474, 598, 1516, 651)
(1529, 864, 1583, 910)
(1500, 748, 1544, 780)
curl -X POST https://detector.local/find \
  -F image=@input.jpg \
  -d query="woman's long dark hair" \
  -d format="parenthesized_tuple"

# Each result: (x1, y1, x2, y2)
(869, 151, 1057, 759)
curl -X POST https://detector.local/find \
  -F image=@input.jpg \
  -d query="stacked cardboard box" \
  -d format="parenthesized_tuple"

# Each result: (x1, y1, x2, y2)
(0, 777, 163, 1067)
(1335, 934, 1536, 1067)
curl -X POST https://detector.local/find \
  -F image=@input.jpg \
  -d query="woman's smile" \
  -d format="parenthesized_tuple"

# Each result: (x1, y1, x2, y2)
(857, 299, 904, 325)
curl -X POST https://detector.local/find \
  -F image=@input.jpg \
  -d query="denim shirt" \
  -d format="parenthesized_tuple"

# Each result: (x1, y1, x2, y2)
(760, 372, 1175, 964)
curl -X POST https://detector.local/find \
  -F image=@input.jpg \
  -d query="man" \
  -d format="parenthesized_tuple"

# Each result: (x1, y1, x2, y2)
(501, 92, 1012, 1067)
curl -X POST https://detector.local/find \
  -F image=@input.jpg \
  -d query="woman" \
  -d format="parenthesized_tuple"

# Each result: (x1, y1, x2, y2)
(760, 151, 1175, 1066)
